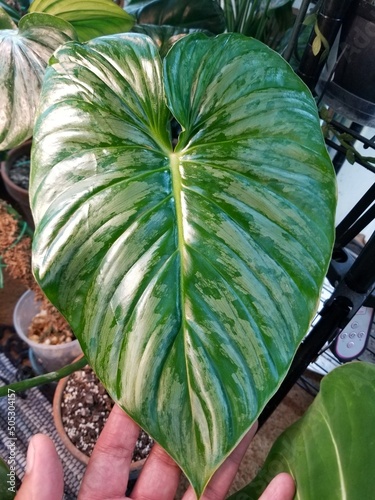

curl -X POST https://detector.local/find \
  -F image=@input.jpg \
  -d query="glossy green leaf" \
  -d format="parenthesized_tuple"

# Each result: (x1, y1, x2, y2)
(0, 457, 15, 500)
(132, 23, 211, 57)
(0, 8, 17, 29)
(125, 0, 225, 34)
(30, 33, 336, 497)
(217, 0, 292, 37)
(230, 362, 375, 500)
(30, 0, 135, 41)
(0, 13, 77, 151)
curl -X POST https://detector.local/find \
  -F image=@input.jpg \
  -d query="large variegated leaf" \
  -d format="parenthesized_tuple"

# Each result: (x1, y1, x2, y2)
(30, 33, 336, 497)
(29, 0, 135, 42)
(0, 13, 76, 151)
(230, 362, 375, 500)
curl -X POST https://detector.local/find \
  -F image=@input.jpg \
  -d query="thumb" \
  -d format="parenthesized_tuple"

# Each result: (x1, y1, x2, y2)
(16, 434, 64, 500)
(258, 472, 295, 500)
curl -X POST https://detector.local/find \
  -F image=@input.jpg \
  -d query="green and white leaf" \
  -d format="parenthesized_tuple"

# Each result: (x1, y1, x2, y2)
(30, 33, 336, 497)
(217, 0, 291, 35)
(29, 0, 135, 42)
(229, 362, 375, 500)
(0, 12, 77, 151)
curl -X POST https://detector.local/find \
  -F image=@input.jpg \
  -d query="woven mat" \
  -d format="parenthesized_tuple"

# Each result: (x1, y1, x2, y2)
(0, 353, 86, 499)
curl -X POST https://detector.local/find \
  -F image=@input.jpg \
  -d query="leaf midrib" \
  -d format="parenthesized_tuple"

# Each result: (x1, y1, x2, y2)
(169, 151, 194, 418)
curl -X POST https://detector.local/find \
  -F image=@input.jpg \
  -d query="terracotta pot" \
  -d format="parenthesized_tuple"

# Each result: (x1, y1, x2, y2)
(53, 366, 147, 480)
(0, 140, 34, 228)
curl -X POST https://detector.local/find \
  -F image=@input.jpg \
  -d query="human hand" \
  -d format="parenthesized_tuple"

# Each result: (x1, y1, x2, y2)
(16, 405, 295, 500)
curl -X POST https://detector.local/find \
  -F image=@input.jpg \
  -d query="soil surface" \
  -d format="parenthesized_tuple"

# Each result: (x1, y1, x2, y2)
(61, 366, 154, 461)
(28, 308, 75, 345)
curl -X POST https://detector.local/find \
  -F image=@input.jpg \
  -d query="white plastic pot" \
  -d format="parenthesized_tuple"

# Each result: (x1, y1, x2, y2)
(13, 290, 82, 372)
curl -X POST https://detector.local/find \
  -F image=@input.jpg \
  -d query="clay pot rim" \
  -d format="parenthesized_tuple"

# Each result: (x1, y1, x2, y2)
(0, 139, 32, 196)
(0, 161, 27, 196)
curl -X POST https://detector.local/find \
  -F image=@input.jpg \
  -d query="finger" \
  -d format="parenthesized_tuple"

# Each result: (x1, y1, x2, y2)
(258, 473, 295, 500)
(16, 434, 64, 500)
(183, 422, 258, 500)
(78, 405, 140, 500)
(130, 443, 181, 500)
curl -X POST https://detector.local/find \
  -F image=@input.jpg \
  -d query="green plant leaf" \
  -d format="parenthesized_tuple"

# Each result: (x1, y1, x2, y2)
(229, 362, 375, 499)
(0, 12, 77, 151)
(217, 0, 291, 34)
(0, 2, 21, 24)
(29, 0, 135, 41)
(132, 23, 211, 57)
(125, 0, 225, 34)
(30, 33, 336, 497)
(0, 7, 17, 29)
(0, 457, 15, 500)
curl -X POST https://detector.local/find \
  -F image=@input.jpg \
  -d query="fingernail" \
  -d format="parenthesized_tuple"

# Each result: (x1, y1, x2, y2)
(26, 438, 35, 474)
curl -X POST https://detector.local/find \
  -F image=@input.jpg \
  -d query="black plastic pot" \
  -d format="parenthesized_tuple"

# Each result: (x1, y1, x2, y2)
(317, 0, 375, 126)
(333, 0, 375, 103)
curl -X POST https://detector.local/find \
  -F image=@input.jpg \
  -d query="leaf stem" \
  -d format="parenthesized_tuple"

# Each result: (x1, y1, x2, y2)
(0, 356, 87, 397)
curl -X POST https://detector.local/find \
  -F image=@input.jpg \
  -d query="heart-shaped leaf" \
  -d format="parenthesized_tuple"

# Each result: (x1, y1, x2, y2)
(30, 33, 336, 497)
(29, 0, 135, 42)
(0, 13, 77, 151)
(229, 362, 375, 499)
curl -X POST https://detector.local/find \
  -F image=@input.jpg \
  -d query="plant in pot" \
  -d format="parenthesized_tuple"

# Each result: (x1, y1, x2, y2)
(0, 200, 82, 371)
(53, 362, 154, 480)
(26, 28, 341, 498)
(1, 15, 373, 500)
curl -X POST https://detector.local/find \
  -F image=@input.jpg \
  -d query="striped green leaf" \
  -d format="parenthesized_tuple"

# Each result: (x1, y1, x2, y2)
(0, 13, 77, 151)
(29, 0, 135, 41)
(30, 33, 336, 497)
(230, 362, 375, 500)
